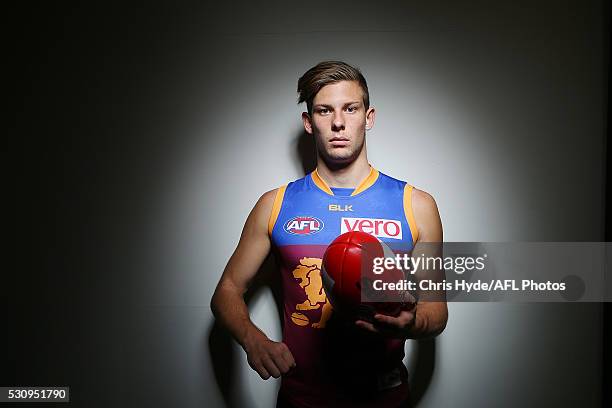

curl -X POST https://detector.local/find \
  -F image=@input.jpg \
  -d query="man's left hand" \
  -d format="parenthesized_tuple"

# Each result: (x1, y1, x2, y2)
(355, 309, 416, 338)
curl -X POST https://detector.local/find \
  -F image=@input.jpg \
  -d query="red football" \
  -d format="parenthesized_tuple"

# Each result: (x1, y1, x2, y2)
(321, 231, 407, 322)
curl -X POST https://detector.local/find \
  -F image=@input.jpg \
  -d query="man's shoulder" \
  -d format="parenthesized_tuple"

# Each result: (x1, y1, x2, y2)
(259, 189, 279, 206)
(410, 187, 441, 240)
(411, 187, 438, 216)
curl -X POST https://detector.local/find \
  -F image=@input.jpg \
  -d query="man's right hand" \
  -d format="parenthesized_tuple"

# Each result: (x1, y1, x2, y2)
(243, 331, 296, 380)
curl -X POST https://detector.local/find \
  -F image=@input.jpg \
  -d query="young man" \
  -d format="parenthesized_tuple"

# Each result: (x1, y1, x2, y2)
(211, 61, 447, 407)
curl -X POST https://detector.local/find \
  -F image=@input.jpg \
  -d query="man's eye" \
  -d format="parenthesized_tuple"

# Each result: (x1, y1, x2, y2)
(346, 106, 357, 113)
(318, 108, 330, 114)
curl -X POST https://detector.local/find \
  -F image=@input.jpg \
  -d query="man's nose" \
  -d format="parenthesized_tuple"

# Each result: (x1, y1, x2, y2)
(332, 111, 345, 131)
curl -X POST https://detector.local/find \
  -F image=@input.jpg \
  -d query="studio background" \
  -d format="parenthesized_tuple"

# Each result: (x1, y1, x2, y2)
(6, 1, 607, 407)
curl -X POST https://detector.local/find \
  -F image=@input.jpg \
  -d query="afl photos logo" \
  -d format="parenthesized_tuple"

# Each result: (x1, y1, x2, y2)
(284, 216, 324, 235)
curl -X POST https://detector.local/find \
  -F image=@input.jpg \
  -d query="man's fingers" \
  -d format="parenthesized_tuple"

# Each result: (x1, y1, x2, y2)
(374, 311, 414, 327)
(271, 343, 294, 374)
(261, 355, 282, 378)
(400, 290, 417, 305)
(273, 357, 290, 374)
(246, 341, 296, 379)
(251, 361, 271, 380)
(279, 345, 296, 370)
(355, 319, 380, 333)
(374, 313, 400, 326)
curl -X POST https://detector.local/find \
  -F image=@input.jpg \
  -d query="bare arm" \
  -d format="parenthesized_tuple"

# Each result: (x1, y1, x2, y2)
(405, 188, 448, 338)
(210, 189, 295, 379)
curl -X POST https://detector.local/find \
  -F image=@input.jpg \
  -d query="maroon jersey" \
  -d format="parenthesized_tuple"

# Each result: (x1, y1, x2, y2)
(268, 168, 418, 407)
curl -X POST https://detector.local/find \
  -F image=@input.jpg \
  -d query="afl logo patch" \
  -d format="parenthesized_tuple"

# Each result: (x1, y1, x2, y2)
(284, 216, 324, 235)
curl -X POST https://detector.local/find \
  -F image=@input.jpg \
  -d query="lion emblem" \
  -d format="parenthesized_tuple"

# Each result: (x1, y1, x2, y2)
(291, 257, 333, 329)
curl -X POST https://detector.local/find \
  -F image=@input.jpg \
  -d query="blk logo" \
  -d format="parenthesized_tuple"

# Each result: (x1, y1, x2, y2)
(328, 204, 353, 212)
(284, 216, 324, 235)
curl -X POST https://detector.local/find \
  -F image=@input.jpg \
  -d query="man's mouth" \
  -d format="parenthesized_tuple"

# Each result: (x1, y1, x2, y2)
(329, 137, 350, 147)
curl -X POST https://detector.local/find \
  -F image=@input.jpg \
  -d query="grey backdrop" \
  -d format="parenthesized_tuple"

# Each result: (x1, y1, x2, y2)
(7, 1, 606, 407)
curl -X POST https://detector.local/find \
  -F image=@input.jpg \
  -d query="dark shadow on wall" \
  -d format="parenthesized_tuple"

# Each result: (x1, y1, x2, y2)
(207, 253, 283, 408)
(408, 340, 436, 407)
(294, 129, 317, 175)
(208, 130, 437, 407)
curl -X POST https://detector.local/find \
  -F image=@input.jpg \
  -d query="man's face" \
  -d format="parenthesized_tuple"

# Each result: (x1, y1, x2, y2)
(302, 80, 375, 166)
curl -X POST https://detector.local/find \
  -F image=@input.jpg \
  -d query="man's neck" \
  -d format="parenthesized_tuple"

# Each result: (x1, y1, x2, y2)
(315, 155, 372, 189)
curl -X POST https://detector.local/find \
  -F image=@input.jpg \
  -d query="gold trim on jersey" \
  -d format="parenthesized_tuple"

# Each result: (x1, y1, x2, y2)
(311, 166, 379, 196)
(268, 185, 287, 236)
(403, 184, 419, 244)
(351, 167, 379, 196)
(311, 168, 334, 195)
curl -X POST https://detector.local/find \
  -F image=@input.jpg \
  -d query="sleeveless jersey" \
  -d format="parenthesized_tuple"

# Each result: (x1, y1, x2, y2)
(269, 166, 419, 408)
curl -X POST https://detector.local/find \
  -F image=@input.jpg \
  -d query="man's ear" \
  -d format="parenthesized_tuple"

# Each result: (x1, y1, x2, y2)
(365, 106, 376, 130)
(302, 112, 313, 134)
